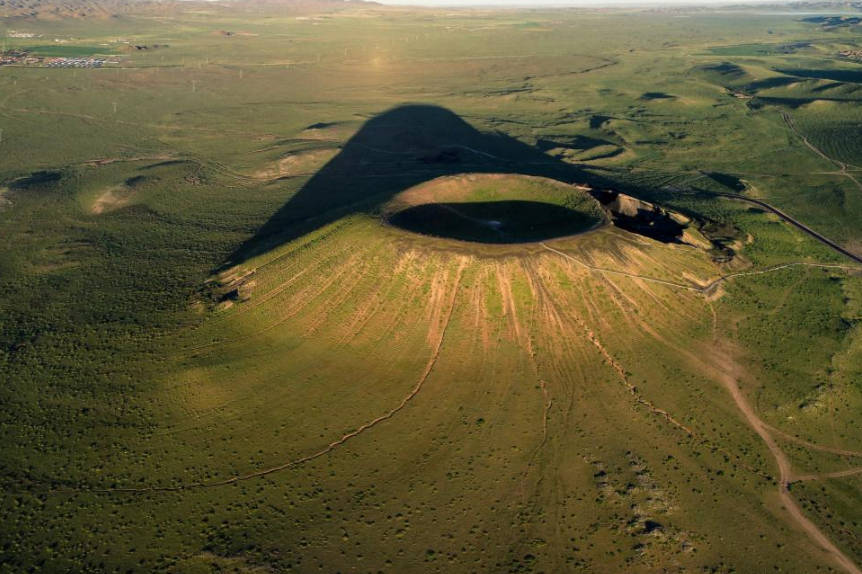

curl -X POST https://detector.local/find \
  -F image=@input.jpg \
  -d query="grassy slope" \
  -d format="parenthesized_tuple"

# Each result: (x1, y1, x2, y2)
(0, 5, 860, 572)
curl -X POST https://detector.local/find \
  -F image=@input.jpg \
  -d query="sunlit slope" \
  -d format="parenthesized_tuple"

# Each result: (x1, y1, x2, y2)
(125, 215, 835, 572)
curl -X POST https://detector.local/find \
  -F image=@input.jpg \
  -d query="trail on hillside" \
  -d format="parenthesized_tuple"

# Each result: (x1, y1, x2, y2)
(540, 243, 859, 293)
(700, 261, 860, 290)
(793, 467, 862, 483)
(676, 290, 862, 573)
(764, 423, 862, 458)
(556, 249, 862, 574)
(52, 262, 466, 495)
(81, 155, 176, 167)
(194, 239, 858, 357)
(639, 304, 862, 573)
(783, 112, 862, 192)
(710, 347, 861, 574)
(511, 262, 555, 503)
(582, 323, 700, 437)
(541, 243, 706, 290)
(620, 305, 862, 573)
(561, 287, 701, 438)
(518, 264, 553, 465)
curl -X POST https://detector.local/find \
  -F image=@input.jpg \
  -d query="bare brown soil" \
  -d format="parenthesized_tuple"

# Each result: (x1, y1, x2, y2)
(90, 186, 135, 214)
(251, 148, 337, 180)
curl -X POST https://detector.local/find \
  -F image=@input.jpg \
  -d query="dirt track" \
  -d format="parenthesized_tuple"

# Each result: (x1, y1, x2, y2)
(710, 347, 861, 574)
(782, 112, 862, 193)
(765, 423, 862, 458)
(793, 467, 862, 483)
(540, 242, 859, 293)
(544, 236, 862, 574)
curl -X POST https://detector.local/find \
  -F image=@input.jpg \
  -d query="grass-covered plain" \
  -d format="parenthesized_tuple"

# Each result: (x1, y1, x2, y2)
(0, 3, 861, 572)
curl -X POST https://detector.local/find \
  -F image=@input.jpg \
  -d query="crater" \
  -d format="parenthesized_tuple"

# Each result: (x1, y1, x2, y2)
(383, 174, 608, 244)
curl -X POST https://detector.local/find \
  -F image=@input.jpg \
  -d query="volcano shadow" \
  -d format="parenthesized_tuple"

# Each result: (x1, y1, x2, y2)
(227, 105, 657, 265)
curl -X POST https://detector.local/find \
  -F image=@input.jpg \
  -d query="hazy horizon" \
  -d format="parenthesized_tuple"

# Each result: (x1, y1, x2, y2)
(373, 0, 785, 6)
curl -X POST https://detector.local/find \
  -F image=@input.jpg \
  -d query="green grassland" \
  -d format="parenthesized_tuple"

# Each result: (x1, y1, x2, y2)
(22, 44, 116, 57)
(1, 3, 861, 573)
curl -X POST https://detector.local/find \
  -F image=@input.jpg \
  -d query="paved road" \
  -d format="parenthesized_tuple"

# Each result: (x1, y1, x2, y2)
(714, 192, 862, 265)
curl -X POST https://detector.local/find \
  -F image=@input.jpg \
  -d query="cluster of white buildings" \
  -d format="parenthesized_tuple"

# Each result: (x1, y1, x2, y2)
(6, 31, 39, 39)
(0, 51, 118, 68)
(45, 57, 116, 68)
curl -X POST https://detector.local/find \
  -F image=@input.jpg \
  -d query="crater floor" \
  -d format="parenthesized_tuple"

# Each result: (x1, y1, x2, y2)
(383, 174, 608, 244)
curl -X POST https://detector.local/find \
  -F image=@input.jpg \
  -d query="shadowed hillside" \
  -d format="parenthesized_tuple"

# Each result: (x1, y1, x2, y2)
(229, 105, 638, 264)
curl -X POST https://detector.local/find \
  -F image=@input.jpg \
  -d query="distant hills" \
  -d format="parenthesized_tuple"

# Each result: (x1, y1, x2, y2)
(0, 0, 371, 20)
(1, 0, 858, 21)
(0, 0, 169, 19)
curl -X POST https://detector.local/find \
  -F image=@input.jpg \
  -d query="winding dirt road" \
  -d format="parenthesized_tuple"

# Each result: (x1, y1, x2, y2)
(765, 423, 862, 458)
(711, 348, 861, 574)
(540, 242, 859, 294)
(541, 242, 861, 574)
(782, 112, 862, 193)
(793, 467, 862, 483)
